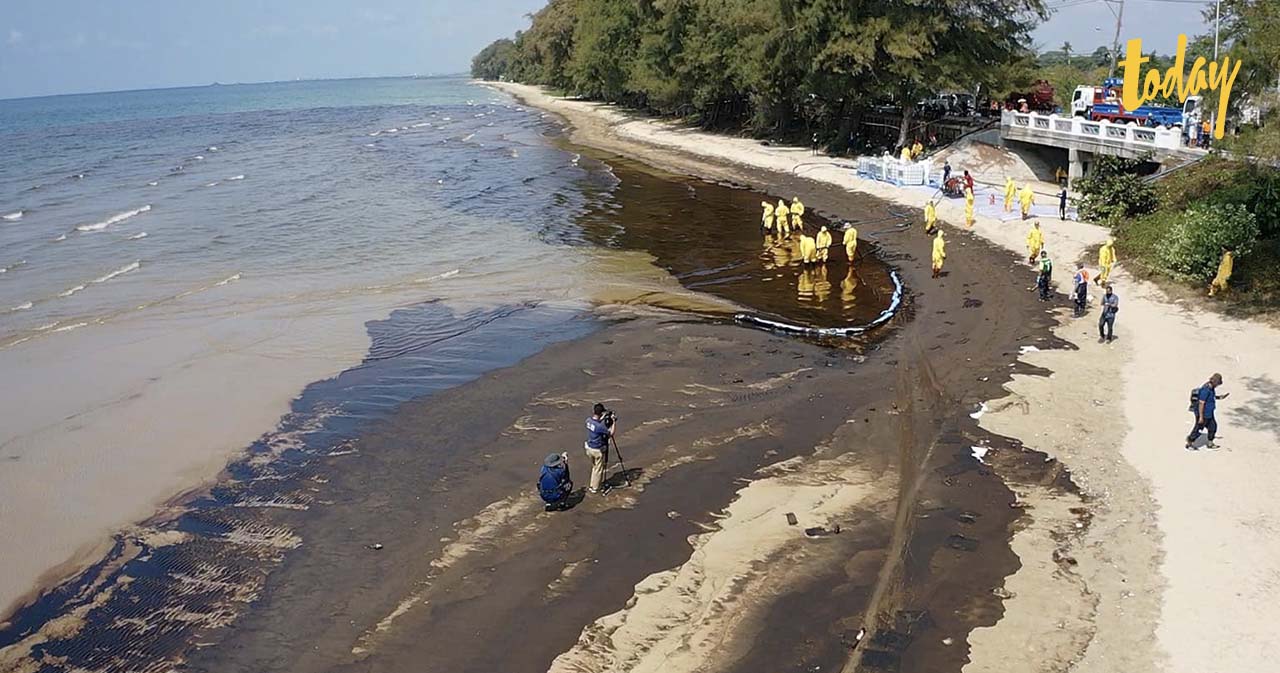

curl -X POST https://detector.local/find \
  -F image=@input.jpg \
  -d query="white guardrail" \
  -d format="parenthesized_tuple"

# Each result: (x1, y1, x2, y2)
(1001, 109, 1184, 151)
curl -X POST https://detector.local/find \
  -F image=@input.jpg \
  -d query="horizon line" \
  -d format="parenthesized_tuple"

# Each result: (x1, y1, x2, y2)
(0, 72, 470, 104)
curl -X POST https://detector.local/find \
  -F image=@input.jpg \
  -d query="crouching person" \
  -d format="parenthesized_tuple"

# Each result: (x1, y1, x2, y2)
(538, 452, 573, 511)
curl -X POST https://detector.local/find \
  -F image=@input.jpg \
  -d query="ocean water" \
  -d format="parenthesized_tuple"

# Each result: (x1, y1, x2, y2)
(0, 76, 637, 620)
(0, 75, 898, 647)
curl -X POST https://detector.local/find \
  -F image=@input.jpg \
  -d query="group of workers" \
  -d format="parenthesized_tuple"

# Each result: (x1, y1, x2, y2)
(899, 139, 926, 163)
(761, 197, 859, 267)
(1002, 176, 1037, 220)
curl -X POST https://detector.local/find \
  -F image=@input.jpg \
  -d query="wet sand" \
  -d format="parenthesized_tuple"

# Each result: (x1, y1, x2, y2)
(3, 87, 1075, 673)
(184, 92, 1065, 672)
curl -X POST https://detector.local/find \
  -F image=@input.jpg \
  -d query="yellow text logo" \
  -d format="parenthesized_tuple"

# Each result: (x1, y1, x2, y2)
(1119, 34, 1241, 139)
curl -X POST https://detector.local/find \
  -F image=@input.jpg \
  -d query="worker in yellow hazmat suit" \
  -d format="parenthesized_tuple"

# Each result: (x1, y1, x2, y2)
(964, 188, 975, 228)
(924, 200, 937, 234)
(1025, 221, 1044, 265)
(775, 199, 790, 236)
(1096, 238, 1116, 285)
(791, 198, 805, 231)
(843, 225, 858, 262)
(911, 140, 924, 160)
(1019, 184, 1034, 220)
(1004, 177, 1016, 212)
(1209, 249, 1234, 296)
(761, 201, 774, 232)
(931, 230, 946, 278)
(798, 232, 818, 264)
(815, 225, 833, 263)
(900, 145, 912, 162)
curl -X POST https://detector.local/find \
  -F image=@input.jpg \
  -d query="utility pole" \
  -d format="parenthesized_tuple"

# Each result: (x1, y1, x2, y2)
(1211, 0, 1220, 134)
(1106, 0, 1126, 80)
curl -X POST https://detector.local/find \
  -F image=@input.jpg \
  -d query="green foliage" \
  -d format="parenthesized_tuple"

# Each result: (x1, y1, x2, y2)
(1039, 62, 1106, 109)
(1072, 156, 1158, 225)
(475, 0, 1047, 138)
(1159, 204, 1260, 280)
(471, 39, 518, 80)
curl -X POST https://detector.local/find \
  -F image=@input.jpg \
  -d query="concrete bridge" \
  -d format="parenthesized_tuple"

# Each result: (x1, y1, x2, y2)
(1000, 110, 1206, 184)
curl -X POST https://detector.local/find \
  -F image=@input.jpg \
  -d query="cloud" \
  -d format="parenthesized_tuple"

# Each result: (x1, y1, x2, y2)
(7, 29, 23, 46)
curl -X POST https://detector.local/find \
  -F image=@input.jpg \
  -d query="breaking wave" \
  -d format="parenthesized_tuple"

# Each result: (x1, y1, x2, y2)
(76, 205, 151, 232)
(93, 261, 141, 284)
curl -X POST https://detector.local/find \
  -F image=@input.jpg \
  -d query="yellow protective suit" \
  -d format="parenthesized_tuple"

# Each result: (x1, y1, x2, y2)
(1019, 185, 1034, 219)
(843, 226, 858, 262)
(798, 233, 818, 264)
(965, 199, 975, 228)
(924, 201, 937, 233)
(900, 146, 912, 162)
(775, 200, 790, 236)
(1209, 251, 1234, 296)
(761, 201, 774, 231)
(931, 232, 946, 276)
(791, 198, 805, 231)
(815, 226, 832, 262)
(1004, 177, 1015, 212)
(911, 141, 923, 159)
(1026, 224, 1044, 264)
(1097, 238, 1116, 284)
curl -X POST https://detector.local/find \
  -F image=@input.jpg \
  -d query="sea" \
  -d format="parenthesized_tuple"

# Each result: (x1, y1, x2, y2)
(0, 76, 896, 661)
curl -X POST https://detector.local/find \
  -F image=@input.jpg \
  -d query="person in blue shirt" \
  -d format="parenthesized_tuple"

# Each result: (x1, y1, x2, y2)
(538, 453, 573, 511)
(584, 403, 615, 494)
(1186, 373, 1229, 450)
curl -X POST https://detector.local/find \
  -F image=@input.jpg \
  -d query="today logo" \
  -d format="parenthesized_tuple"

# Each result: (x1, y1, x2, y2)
(1118, 34, 1242, 139)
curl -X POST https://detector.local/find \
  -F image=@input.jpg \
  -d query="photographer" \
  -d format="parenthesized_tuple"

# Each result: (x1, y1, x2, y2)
(584, 403, 615, 495)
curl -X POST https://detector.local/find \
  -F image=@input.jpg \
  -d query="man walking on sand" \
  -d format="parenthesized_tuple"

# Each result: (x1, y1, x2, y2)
(585, 403, 615, 493)
(1186, 373, 1229, 450)
(1098, 284, 1118, 342)
(1037, 250, 1053, 301)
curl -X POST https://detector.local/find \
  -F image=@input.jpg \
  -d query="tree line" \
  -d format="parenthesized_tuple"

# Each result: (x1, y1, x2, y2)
(472, 0, 1048, 151)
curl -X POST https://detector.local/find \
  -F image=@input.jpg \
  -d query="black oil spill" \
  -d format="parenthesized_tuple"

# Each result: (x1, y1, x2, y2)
(0, 302, 596, 673)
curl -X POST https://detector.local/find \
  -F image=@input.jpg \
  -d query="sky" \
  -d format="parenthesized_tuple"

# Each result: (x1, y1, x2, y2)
(0, 0, 1214, 100)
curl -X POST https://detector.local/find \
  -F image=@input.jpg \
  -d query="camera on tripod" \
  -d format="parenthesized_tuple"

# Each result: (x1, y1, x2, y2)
(600, 409, 617, 428)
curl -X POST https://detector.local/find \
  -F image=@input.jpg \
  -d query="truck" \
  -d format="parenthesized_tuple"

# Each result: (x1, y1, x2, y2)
(1005, 79, 1056, 113)
(1071, 78, 1202, 136)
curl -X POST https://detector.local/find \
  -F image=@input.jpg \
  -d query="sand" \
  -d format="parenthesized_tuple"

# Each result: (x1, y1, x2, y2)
(488, 82, 1280, 673)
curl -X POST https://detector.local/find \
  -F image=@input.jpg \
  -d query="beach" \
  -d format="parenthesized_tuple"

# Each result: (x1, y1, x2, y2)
(3, 77, 1278, 673)
(477, 83, 1280, 672)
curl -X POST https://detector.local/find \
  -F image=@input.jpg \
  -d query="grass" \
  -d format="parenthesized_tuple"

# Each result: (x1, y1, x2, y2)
(1106, 156, 1280, 315)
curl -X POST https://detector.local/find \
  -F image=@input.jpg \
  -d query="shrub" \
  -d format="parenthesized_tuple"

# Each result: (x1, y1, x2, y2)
(1073, 155, 1158, 225)
(1159, 203, 1260, 281)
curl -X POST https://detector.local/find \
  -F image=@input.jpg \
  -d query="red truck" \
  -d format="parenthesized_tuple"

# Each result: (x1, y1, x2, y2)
(1004, 80, 1056, 113)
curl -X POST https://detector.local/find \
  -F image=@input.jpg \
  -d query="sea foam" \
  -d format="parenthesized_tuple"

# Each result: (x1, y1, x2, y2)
(8, 302, 32, 312)
(2, 211, 22, 221)
(93, 261, 141, 284)
(77, 205, 151, 232)
(127, 232, 148, 240)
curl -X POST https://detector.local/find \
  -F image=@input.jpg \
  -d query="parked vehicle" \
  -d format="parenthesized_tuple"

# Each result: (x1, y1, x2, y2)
(1004, 80, 1056, 113)
(1071, 78, 1202, 138)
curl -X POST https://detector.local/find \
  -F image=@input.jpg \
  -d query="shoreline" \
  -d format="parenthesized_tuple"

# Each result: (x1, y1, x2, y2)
(486, 81, 1280, 673)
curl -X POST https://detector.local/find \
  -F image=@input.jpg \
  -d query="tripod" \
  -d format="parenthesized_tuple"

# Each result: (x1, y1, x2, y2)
(609, 435, 629, 486)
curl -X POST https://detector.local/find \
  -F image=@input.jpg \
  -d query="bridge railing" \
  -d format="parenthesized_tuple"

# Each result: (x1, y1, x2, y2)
(1002, 110, 1184, 152)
